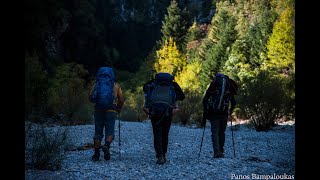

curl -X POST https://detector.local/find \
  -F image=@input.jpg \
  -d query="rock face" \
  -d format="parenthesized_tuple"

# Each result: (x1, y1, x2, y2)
(41, 0, 214, 73)
(109, 0, 210, 24)
(99, 0, 214, 60)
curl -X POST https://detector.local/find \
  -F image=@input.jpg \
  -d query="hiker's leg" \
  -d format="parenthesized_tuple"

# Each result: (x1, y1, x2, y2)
(219, 115, 228, 154)
(210, 119, 220, 152)
(210, 118, 223, 157)
(151, 118, 164, 159)
(94, 111, 105, 141)
(102, 112, 116, 160)
(162, 116, 172, 157)
(92, 111, 104, 161)
(104, 112, 116, 144)
(92, 139, 101, 161)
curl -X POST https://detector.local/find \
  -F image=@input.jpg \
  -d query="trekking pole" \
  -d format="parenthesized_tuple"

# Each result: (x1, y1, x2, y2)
(198, 125, 206, 158)
(118, 112, 121, 160)
(230, 115, 236, 158)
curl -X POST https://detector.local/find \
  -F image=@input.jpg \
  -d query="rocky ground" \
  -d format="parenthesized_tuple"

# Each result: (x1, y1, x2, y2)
(25, 120, 295, 180)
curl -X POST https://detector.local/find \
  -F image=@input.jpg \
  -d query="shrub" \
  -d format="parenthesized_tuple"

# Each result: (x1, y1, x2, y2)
(237, 70, 291, 131)
(25, 123, 69, 170)
(47, 63, 93, 125)
(121, 87, 148, 122)
(173, 89, 203, 126)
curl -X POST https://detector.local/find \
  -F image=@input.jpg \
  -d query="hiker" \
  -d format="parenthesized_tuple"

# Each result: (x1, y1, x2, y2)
(202, 73, 237, 158)
(143, 72, 185, 164)
(89, 67, 125, 161)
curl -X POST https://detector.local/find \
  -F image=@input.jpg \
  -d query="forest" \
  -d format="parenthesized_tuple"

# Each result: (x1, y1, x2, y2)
(25, 0, 295, 131)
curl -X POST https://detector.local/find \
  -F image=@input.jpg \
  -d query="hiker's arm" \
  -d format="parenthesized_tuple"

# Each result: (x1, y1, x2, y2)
(202, 81, 214, 106)
(142, 80, 153, 115)
(229, 78, 238, 96)
(201, 88, 211, 126)
(115, 83, 125, 110)
(173, 82, 185, 101)
(143, 79, 153, 92)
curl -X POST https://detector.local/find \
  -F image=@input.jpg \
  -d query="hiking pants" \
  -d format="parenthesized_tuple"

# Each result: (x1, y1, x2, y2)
(93, 111, 116, 143)
(151, 115, 172, 158)
(209, 114, 228, 153)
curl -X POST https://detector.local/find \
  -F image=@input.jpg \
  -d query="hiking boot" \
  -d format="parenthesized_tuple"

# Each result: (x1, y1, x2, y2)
(213, 149, 224, 158)
(102, 145, 110, 160)
(92, 139, 101, 162)
(92, 149, 100, 162)
(156, 155, 166, 165)
(220, 148, 224, 154)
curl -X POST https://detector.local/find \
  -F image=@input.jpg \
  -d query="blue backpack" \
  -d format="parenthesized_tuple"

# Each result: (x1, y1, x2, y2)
(90, 67, 115, 110)
(205, 73, 230, 113)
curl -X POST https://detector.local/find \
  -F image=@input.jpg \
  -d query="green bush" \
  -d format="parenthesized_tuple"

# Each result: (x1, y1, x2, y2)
(47, 62, 93, 125)
(120, 87, 148, 122)
(237, 70, 291, 131)
(173, 89, 203, 126)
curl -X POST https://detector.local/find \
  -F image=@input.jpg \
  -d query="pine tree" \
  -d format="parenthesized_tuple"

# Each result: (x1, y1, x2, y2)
(160, 0, 187, 51)
(265, 5, 295, 74)
(200, 3, 237, 89)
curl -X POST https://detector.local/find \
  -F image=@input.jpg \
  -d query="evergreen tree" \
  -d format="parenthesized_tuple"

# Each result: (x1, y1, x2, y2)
(200, 2, 237, 89)
(64, 0, 110, 74)
(184, 19, 206, 63)
(160, 0, 187, 51)
(265, 4, 295, 74)
(223, 0, 277, 81)
(185, 19, 202, 43)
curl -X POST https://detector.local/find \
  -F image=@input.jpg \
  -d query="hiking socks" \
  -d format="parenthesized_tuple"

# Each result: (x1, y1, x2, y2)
(102, 142, 111, 160)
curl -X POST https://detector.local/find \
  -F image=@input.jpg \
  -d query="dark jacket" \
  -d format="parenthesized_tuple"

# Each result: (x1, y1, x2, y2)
(202, 77, 237, 115)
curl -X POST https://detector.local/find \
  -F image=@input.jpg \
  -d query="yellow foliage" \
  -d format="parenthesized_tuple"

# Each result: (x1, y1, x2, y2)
(266, 6, 295, 73)
(175, 61, 201, 92)
(155, 37, 186, 76)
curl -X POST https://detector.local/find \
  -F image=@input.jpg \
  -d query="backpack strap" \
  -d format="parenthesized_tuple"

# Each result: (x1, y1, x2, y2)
(217, 77, 226, 109)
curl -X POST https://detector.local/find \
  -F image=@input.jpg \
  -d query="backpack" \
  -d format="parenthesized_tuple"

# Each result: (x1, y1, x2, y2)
(148, 73, 176, 117)
(205, 74, 231, 114)
(90, 67, 115, 110)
